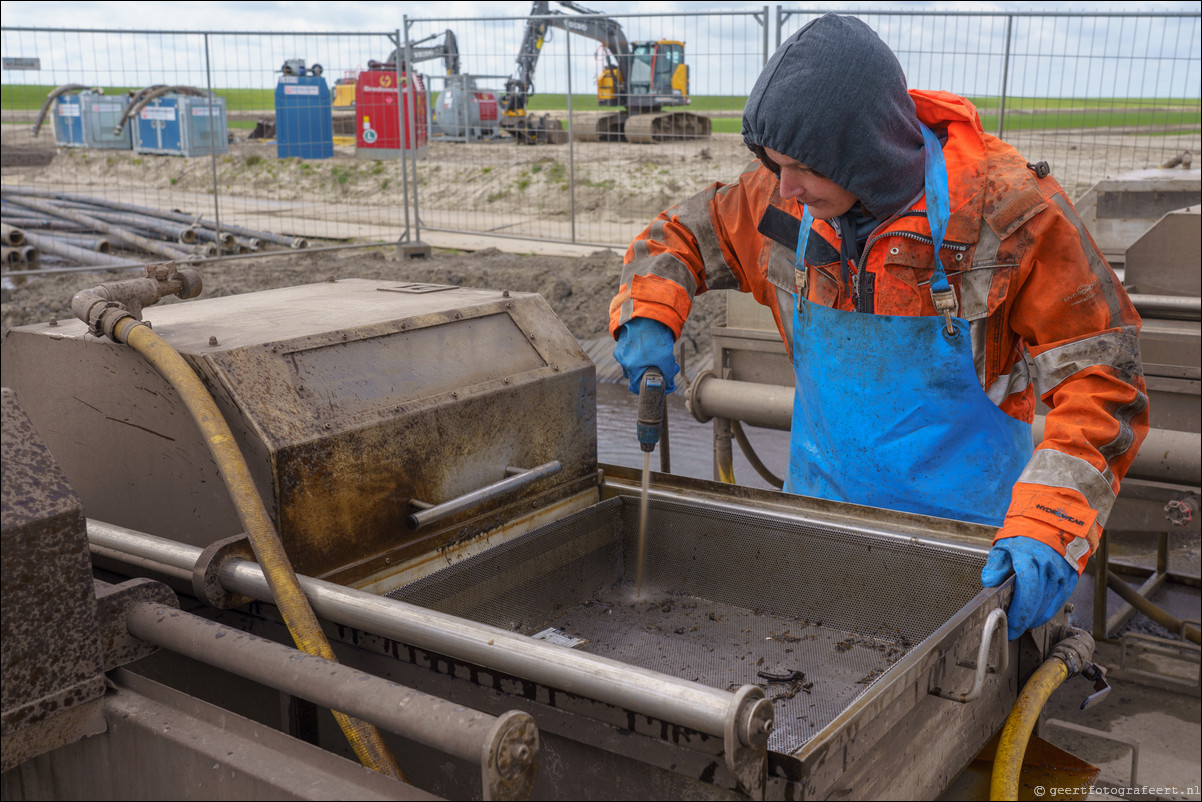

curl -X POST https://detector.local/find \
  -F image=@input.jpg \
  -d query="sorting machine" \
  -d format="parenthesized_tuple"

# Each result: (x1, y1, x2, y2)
(2, 267, 1109, 799)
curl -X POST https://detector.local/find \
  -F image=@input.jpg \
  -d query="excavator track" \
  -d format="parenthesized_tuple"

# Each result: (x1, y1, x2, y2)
(624, 111, 712, 144)
(501, 113, 570, 145)
(571, 112, 627, 142)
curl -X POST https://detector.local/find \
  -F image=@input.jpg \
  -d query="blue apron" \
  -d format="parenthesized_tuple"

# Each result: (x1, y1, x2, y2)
(784, 124, 1031, 526)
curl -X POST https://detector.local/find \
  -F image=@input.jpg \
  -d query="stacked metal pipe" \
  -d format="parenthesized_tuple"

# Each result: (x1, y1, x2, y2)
(1, 186, 309, 273)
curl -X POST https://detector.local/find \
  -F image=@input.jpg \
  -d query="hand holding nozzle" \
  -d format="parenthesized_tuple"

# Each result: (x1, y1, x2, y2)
(637, 367, 666, 453)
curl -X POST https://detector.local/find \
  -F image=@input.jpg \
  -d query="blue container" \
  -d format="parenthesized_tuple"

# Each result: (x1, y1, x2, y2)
(79, 90, 132, 151)
(52, 94, 85, 147)
(275, 74, 333, 159)
(133, 95, 228, 157)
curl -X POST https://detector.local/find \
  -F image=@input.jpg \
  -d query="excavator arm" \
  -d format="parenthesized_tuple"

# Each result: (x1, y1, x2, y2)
(502, 1, 630, 117)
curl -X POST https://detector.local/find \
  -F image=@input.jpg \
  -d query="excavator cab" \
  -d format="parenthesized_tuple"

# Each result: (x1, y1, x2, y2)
(601, 41, 688, 111)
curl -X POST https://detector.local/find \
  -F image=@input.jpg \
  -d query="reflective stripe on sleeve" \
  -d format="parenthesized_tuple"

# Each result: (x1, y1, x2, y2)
(1031, 327, 1143, 392)
(1016, 448, 1116, 525)
(622, 244, 698, 299)
(1099, 393, 1149, 465)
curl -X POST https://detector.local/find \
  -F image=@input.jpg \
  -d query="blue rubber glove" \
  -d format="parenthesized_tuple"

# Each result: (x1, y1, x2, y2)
(613, 317, 680, 395)
(981, 536, 1079, 640)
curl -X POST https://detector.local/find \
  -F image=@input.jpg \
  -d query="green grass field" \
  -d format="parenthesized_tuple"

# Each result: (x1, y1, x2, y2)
(4, 84, 1198, 135)
(0, 84, 277, 111)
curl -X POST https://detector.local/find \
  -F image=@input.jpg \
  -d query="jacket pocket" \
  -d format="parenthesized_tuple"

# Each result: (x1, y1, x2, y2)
(876, 246, 932, 315)
(957, 262, 1017, 322)
(807, 262, 843, 309)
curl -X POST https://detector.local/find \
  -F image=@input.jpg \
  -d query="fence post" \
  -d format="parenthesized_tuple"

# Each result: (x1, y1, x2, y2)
(394, 27, 412, 244)
(403, 19, 423, 246)
(998, 14, 1013, 139)
(203, 32, 223, 248)
(566, 26, 576, 244)
(762, 5, 771, 64)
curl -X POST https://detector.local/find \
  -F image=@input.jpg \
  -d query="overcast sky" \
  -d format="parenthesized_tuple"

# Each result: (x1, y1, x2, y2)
(3, 2, 1199, 100)
(2, 1, 1197, 31)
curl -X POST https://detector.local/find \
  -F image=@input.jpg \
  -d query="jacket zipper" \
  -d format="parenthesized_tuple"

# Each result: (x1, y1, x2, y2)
(862, 230, 970, 268)
(856, 231, 969, 313)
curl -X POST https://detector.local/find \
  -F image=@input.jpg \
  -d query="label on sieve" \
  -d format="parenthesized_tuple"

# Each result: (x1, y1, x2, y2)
(532, 628, 588, 648)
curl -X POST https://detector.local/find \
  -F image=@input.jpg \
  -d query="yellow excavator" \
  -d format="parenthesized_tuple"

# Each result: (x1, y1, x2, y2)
(501, 1, 711, 144)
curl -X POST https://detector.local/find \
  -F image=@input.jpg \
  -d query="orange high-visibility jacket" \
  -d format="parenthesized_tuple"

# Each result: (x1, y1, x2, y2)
(609, 89, 1149, 572)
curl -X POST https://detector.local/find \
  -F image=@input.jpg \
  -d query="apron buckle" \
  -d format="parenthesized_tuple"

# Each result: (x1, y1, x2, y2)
(931, 287, 958, 335)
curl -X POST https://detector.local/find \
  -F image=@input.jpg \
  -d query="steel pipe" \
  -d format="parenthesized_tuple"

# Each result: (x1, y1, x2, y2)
(191, 226, 237, 248)
(687, 371, 792, 430)
(2, 186, 308, 250)
(3, 195, 191, 262)
(50, 204, 199, 244)
(1106, 573, 1202, 644)
(1, 222, 25, 246)
(688, 373, 1201, 485)
(27, 231, 112, 253)
(0, 216, 91, 232)
(1128, 294, 1201, 321)
(124, 601, 540, 775)
(87, 519, 760, 743)
(21, 230, 138, 268)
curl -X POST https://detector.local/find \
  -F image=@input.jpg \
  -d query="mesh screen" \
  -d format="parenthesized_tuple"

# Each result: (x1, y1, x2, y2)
(387, 496, 986, 753)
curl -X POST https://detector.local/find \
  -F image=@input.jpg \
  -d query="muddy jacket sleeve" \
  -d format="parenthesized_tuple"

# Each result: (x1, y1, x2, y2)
(608, 162, 782, 340)
(994, 187, 1150, 574)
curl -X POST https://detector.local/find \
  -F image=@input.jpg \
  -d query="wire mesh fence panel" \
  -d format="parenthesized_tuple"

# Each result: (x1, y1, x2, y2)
(202, 32, 408, 249)
(1, 28, 399, 274)
(777, 8, 1202, 200)
(404, 8, 770, 250)
(2, 9, 1198, 275)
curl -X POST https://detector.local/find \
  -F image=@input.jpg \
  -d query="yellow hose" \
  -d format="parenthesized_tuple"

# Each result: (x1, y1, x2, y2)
(991, 658, 1069, 801)
(115, 318, 405, 782)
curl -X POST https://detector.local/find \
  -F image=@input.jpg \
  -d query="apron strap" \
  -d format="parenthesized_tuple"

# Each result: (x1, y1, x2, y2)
(793, 207, 813, 305)
(919, 122, 956, 334)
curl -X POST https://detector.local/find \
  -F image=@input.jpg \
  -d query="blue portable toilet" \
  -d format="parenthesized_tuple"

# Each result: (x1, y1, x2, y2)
(132, 94, 229, 157)
(275, 61, 333, 159)
(79, 90, 132, 151)
(52, 93, 85, 147)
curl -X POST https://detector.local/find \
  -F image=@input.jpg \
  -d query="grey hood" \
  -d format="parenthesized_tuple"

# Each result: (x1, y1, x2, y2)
(741, 14, 925, 220)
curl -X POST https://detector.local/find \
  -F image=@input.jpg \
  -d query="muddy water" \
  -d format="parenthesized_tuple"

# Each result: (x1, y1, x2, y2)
(594, 381, 790, 491)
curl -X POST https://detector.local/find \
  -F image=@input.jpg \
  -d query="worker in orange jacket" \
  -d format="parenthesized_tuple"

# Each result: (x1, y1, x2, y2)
(609, 14, 1148, 639)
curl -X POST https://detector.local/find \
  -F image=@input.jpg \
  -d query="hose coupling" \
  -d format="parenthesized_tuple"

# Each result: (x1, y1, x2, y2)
(71, 261, 203, 340)
(1050, 627, 1110, 710)
(1050, 627, 1095, 677)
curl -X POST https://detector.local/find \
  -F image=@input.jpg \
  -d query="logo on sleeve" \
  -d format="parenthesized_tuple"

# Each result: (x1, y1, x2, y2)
(1063, 277, 1099, 306)
(1035, 503, 1085, 527)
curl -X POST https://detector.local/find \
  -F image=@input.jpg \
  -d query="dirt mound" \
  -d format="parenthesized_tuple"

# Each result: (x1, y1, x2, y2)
(1, 246, 727, 374)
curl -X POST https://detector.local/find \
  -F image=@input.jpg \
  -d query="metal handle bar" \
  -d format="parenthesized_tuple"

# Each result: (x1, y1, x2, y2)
(933, 607, 1009, 703)
(407, 460, 562, 530)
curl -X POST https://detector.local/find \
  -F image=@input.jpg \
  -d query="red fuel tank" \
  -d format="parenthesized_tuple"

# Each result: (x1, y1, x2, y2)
(354, 69, 428, 159)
